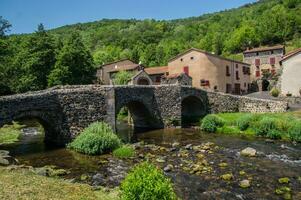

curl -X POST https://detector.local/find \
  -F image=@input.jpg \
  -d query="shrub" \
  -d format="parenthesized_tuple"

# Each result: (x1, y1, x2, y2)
(270, 88, 280, 97)
(253, 117, 278, 137)
(201, 114, 225, 133)
(68, 122, 121, 155)
(121, 162, 176, 200)
(267, 129, 282, 140)
(113, 145, 135, 158)
(288, 122, 301, 142)
(236, 114, 253, 131)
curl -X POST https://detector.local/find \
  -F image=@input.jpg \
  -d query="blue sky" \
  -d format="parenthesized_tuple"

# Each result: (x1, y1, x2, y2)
(1, 0, 257, 34)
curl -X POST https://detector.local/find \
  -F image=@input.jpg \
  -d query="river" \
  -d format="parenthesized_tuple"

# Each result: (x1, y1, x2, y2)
(1, 121, 301, 199)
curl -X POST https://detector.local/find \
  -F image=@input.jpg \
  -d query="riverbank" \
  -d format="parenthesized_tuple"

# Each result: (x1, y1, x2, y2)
(203, 111, 301, 142)
(0, 166, 120, 200)
(0, 122, 24, 145)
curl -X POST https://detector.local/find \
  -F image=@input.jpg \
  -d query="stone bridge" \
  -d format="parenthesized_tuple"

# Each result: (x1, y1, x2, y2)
(0, 85, 288, 145)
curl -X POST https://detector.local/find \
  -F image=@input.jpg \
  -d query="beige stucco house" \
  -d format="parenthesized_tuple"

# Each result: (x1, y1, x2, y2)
(243, 45, 285, 82)
(168, 48, 251, 94)
(279, 48, 301, 96)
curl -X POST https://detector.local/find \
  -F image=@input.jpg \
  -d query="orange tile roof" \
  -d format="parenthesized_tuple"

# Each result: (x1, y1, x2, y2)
(144, 66, 168, 75)
(107, 64, 140, 73)
(243, 45, 284, 53)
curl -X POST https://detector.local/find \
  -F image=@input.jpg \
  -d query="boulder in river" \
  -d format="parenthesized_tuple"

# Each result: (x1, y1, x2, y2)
(240, 147, 257, 157)
(239, 180, 251, 188)
(0, 150, 18, 166)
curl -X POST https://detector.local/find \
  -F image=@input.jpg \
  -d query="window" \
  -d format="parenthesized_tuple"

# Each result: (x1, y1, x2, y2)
(190, 57, 194, 60)
(226, 84, 232, 93)
(180, 58, 183, 62)
(183, 66, 189, 75)
(244, 83, 247, 87)
(256, 70, 260, 77)
(270, 57, 275, 65)
(236, 64, 238, 69)
(271, 50, 274, 54)
(226, 66, 230, 76)
(255, 59, 260, 66)
(200, 79, 210, 86)
(236, 71, 240, 80)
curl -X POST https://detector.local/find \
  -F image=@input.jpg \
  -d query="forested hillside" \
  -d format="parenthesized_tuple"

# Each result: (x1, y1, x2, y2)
(1, 0, 301, 95)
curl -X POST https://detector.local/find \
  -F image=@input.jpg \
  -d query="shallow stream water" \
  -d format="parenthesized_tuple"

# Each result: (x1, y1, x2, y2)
(1, 121, 301, 200)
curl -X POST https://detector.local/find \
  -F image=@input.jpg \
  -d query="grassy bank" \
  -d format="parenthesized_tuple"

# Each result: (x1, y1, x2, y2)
(201, 111, 301, 142)
(0, 122, 24, 145)
(0, 167, 120, 200)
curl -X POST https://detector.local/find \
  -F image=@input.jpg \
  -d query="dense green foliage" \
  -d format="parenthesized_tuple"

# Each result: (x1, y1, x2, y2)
(121, 162, 176, 200)
(112, 70, 134, 85)
(48, 32, 95, 86)
(68, 122, 121, 155)
(200, 114, 225, 133)
(211, 112, 301, 142)
(113, 145, 135, 158)
(288, 122, 301, 142)
(0, 122, 25, 144)
(1, 0, 301, 95)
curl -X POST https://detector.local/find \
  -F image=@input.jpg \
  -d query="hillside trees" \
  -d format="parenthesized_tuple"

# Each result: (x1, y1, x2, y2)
(9, 24, 56, 93)
(48, 32, 95, 86)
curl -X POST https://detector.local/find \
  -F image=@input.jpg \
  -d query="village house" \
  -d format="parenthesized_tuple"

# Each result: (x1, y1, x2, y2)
(279, 48, 301, 96)
(96, 59, 143, 85)
(167, 48, 251, 94)
(243, 45, 285, 83)
(96, 48, 251, 95)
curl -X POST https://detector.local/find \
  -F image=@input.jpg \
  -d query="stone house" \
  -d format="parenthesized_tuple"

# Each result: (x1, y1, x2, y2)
(144, 66, 169, 85)
(128, 70, 153, 85)
(96, 59, 143, 85)
(243, 45, 285, 82)
(161, 73, 192, 86)
(167, 48, 251, 95)
(279, 48, 301, 96)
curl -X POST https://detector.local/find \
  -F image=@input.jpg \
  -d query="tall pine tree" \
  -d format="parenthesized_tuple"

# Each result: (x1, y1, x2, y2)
(11, 24, 56, 92)
(48, 31, 95, 86)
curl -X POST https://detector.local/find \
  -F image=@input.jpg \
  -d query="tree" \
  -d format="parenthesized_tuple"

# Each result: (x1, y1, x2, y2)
(224, 23, 259, 53)
(10, 24, 56, 92)
(0, 16, 11, 37)
(112, 70, 134, 85)
(0, 17, 12, 95)
(48, 31, 95, 86)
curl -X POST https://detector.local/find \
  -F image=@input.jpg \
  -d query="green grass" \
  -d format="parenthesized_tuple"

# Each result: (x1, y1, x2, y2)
(201, 111, 301, 142)
(0, 122, 25, 145)
(0, 167, 120, 200)
(113, 145, 135, 159)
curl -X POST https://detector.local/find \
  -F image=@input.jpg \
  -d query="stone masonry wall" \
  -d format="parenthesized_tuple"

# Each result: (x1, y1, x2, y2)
(0, 85, 288, 145)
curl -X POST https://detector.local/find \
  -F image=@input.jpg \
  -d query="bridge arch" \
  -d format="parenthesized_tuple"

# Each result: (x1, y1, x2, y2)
(181, 95, 207, 126)
(116, 100, 162, 129)
(2, 110, 65, 145)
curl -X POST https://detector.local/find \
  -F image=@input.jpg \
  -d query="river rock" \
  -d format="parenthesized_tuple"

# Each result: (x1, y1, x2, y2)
(239, 180, 251, 188)
(163, 164, 173, 172)
(218, 162, 228, 168)
(220, 173, 234, 181)
(0, 150, 9, 156)
(0, 157, 9, 166)
(278, 177, 290, 184)
(185, 144, 192, 150)
(156, 157, 166, 163)
(241, 147, 256, 157)
(172, 142, 180, 148)
(92, 173, 105, 186)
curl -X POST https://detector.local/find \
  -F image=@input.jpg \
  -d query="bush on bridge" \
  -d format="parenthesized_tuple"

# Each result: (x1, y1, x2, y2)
(200, 114, 225, 133)
(121, 162, 176, 200)
(68, 122, 121, 155)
